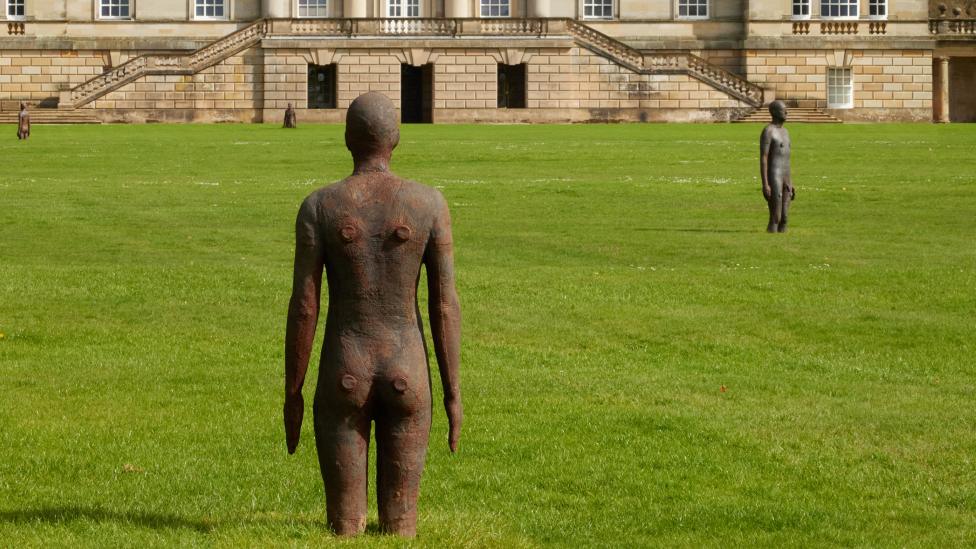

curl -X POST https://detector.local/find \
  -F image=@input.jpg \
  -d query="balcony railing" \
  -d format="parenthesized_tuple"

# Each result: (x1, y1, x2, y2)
(273, 17, 553, 37)
(929, 19, 976, 34)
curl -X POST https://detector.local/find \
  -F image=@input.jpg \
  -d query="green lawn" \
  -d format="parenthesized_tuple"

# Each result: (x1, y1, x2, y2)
(0, 122, 974, 547)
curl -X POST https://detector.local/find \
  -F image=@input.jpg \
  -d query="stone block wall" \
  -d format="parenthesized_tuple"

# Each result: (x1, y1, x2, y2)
(90, 47, 264, 122)
(259, 45, 750, 123)
(745, 48, 932, 120)
(0, 50, 113, 104)
(698, 49, 746, 77)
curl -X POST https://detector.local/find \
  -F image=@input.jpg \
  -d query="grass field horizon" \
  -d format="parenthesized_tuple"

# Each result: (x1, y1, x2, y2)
(1, 122, 974, 547)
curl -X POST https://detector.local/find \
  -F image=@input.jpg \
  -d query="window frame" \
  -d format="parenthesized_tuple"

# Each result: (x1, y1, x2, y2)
(868, 0, 887, 20)
(387, 0, 420, 17)
(97, 0, 131, 20)
(297, 0, 329, 18)
(6, 0, 25, 20)
(819, 0, 858, 20)
(480, 0, 510, 18)
(582, 0, 614, 20)
(826, 66, 853, 109)
(791, 0, 811, 20)
(192, 0, 227, 20)
(676, 0, 708, 20)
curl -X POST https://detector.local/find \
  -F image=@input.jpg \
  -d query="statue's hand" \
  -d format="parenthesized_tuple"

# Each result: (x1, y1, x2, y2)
(762, 185, 772, 201)
(284, 392, 304, 454)
(445, 396, 463, 453)
(790, 186, 796, 200)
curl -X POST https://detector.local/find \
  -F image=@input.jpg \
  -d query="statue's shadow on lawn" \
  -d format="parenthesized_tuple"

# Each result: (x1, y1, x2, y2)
(0, 506, 213, 533)
(0, 506, 394, 536)
(635, 227, 752, 233)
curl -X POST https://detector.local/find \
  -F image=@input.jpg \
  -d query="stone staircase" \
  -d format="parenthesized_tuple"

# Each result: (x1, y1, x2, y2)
(564, 20, 764, 107)
(0, 106, 100, 124)
(59, 19, 270, 109)
(734, 107, 842, 123)
(57, 17, 765, 112)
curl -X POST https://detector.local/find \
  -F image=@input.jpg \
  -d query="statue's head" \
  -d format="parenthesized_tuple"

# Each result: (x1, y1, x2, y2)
(287, 102, 293, 109)
(19, 102, 26, 110)
(769, 100, 787, 123)
(345, 92, 399, 159)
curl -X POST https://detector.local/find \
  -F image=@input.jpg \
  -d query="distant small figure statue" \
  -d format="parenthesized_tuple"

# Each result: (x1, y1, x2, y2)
(283, 103, 297, 128)
(17, 102, 30, 140)
(284, 92, 462, 537)
(760, 100, 795, 233)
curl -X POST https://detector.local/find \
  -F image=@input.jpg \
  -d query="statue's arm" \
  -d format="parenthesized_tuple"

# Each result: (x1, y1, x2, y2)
(284, 195, 325, 454)
(785, 131, 795, 197)
(424, 192, 462, 453)
(759, 127, 772, 200)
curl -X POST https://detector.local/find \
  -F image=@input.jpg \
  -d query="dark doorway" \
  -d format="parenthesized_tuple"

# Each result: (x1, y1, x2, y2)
(401, 64, 433, 123)
(308, 64, 337, 109)
(949, 57, 976, 122)
(497, 64, 526, 108)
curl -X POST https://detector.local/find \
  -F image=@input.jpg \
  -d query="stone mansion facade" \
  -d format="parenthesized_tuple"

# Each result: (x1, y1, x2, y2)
(2, 0, 974, 122)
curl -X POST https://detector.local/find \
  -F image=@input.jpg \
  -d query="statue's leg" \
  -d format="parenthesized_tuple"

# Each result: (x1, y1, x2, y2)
(374, 375, 432, 537)
(767, 181, 783, 232)
(778, 190, 790, 233)
(313, 392, 372, 536)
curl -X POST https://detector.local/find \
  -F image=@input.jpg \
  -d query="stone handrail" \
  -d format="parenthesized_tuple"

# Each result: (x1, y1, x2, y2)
(564, 19, 763, 106)
(565, 19, 644, 70)
(62, 19, 269, 108)
(929, 19, 976, 34)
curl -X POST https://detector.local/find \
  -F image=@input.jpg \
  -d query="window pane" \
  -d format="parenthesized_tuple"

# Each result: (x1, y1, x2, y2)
(820, 0, 857, 18)
(677, 0, 707, 18)
(480, 0, 510, 18)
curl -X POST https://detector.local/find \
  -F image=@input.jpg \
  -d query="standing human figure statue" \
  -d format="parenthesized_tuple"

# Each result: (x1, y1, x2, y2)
(760, 100, 795, 233)
(284, 92, 462, 537)
(17, 102, 30, 140)
(283, 103, 297, 128)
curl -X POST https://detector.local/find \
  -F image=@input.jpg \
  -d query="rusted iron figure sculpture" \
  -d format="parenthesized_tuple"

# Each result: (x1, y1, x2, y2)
(760, 100, 795, 233)
(283, 103, 297, 128)
(17, 102, 30, 140)
(284, 92, 462, 537)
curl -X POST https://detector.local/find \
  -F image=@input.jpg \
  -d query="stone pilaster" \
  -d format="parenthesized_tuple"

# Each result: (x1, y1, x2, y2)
(936, 56, 950, 123)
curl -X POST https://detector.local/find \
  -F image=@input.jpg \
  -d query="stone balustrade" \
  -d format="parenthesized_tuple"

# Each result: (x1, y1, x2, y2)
(929, 18, 976, 34)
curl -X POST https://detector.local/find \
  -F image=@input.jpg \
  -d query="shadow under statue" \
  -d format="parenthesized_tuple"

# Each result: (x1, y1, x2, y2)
(284, 92, 462, 537)
(760, 100, 795, 233)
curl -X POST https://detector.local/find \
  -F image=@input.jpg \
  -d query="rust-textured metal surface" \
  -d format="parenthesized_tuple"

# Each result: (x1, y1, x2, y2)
(760, 100, 795, 233)
(283, 103, 297, 128)
(284, 92, 462, 538)
(17, 103, 29, 140)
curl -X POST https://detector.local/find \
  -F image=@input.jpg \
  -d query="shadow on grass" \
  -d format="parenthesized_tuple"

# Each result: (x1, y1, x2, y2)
(0, 507, 404, 538)
(0, 506, 214, 532)
(635, 227, 753, 234)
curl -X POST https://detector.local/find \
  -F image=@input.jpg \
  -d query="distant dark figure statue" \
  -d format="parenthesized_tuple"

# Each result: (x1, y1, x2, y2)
(284, 91, 462, 538)
(760, 100, 795, 233)
(283, 103, 297, 128)
(17, 102, 30, 140)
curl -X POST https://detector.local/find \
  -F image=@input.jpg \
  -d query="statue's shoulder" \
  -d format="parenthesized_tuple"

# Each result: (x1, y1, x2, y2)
(399, 178, 447, 210)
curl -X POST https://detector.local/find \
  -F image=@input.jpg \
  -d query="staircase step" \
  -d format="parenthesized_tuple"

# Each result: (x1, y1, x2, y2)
(0, 108, 101, 124)
(733, 108, 842, 123)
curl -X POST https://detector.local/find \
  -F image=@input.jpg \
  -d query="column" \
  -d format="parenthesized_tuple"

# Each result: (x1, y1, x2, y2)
(445, 0, 471, 18)
(262, 0, 289, 17)
(344, 0, 368, 17)
(937, 56, 950, 123)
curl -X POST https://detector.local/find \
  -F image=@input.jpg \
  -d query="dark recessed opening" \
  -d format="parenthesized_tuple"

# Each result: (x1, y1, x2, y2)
(401, 64, 433, 123)
(497, 63, 526, 109)
(308, 64, 337, 109)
